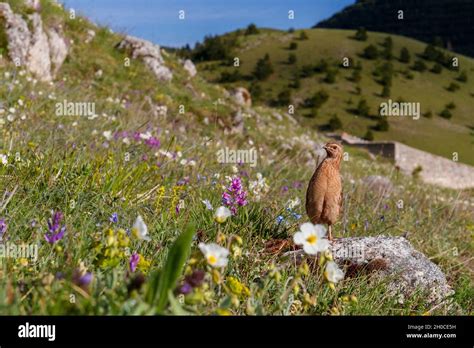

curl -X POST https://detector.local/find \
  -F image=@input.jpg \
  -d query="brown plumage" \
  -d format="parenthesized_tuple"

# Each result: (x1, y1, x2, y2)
(305, 142, 343, 240)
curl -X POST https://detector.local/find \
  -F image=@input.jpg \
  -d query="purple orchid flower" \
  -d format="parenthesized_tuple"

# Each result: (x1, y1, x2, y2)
(44, 211, 66, 244)
(222, 177, 248, 215)
(130, 253, 140, 272)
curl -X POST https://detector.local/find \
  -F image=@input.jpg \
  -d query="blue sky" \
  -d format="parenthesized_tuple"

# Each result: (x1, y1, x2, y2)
(60, 0, 355, 47)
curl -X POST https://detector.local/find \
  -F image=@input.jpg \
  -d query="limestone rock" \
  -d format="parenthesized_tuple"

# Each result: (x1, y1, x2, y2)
(85, 29, 96, 44)
(183, 59, 197, 77)
(230, 109, 244, 134)
(24, 0, 41, 11)
(0, 3, 69, 81)
(27, 13, 52, 82)
(285, 235, 454, 306)
(0, 3, 31, 65)
(331, 236, 454, 305)
(117, 35, 172, 82)
(47, 26, 68, 77)
(231, 87, 252, 108)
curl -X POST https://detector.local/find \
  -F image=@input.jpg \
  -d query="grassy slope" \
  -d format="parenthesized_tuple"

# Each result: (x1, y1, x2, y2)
(0, 2, 472, 315)
(199, 28, 474, 165)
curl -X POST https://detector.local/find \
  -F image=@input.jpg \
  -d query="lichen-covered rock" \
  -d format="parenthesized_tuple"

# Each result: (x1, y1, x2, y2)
(332, 236, 453, 305)
(285, 235, 453, 306)
(116, 35, 172, 82)
(183, 59, 197, 77)
(231, 87, 252, 108)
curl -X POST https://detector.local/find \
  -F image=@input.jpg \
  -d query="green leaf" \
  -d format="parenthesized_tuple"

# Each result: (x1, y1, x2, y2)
(168, 291, 192, 315)
(148, 223, 195, 313)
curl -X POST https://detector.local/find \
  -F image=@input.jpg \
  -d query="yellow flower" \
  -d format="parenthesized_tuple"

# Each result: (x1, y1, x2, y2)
(137, 254, 151, 273)
(226, 276, 250, 298)
(216, 308, 232, 316)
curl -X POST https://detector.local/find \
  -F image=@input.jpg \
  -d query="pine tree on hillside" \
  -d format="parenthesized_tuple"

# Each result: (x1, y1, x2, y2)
(245, 23, 259, 35)
(354, 27, 368, 41)
(253, 54, 274, 81)
(399, 47, 411, 63)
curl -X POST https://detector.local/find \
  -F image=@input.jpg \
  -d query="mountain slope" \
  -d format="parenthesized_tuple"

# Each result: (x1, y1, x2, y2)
(0, 0, 472, 315)
(195, 28, 474, 165)
(315, 0, 474, 58)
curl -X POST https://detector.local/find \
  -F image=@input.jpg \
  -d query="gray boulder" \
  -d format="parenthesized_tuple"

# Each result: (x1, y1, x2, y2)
(117, 35, 172, 82)
(0, 3, 69, 81)
(183, 59, 197, 78)
(27, 13, 52, 81)
(286, 236, 454, 306)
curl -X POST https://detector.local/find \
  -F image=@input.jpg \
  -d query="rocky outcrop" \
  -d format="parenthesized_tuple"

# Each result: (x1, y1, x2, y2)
(230, 87, 252, 108)
(27, 13, 51, 81)
(47, 26, 68, 76)
(116, 35, 172, 82)
(0, 2, 31, 65)
(183, 59, 197, 78)
(25, 0, 41, 11)
(286, 236, 454, 306)
(0, 2, 69, 81)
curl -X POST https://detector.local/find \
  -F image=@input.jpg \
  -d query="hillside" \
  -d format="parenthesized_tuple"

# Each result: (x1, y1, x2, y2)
(0, 0, 472, 316)
(315, 0, 474, 58)
(194, 27, 474, 166)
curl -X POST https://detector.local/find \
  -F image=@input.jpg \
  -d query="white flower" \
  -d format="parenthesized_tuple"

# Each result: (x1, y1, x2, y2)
(103, 130, 112, 141)
(132, 215, 151, 241)
(139, 132, 152, 140)
(249, 173, 269, 201)
(293, 222, 329, 255)
(202, 200, 213, 210)
(287, 197, 301, 209)
(214, 206, 231, 223)
(199, 243, 229, 267)
(0, 154, 7, 165)
(324, 261, 344, 283)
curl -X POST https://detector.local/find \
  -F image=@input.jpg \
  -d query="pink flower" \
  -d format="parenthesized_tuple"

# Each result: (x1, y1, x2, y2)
(222, 177, 248, 215)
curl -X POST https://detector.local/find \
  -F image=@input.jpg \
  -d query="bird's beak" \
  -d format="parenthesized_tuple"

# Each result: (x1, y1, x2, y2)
(323, 145, 328, 151)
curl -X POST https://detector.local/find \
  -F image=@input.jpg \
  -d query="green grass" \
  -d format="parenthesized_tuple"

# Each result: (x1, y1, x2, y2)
(198, 28, 474, 165)
(0, 2, 472, 315)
